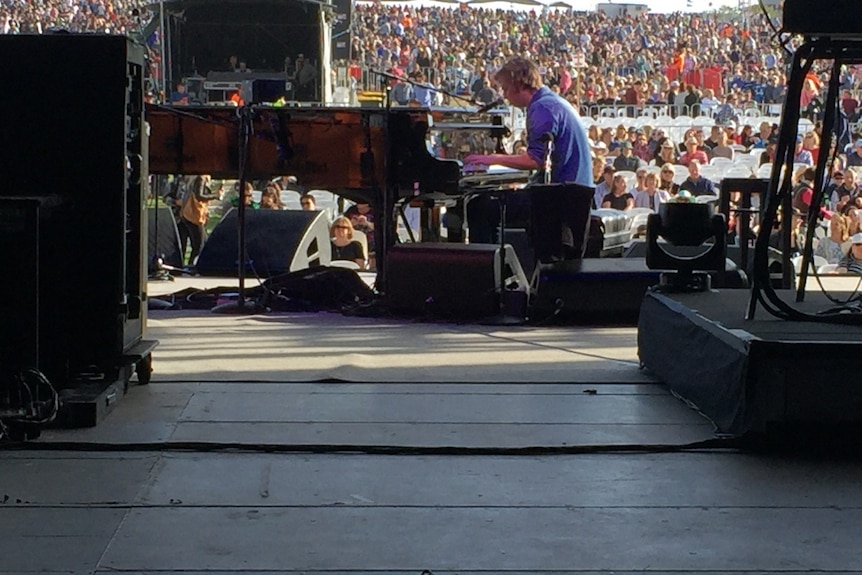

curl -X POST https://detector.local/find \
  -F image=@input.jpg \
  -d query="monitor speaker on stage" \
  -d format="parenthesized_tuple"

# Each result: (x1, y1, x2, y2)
(195, 209, 331, 277)
(386, 243, 529, 318)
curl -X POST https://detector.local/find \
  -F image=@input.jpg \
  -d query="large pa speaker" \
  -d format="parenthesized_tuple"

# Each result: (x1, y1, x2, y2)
(196, 208, 331, 277)
(0, 34, 149, 386)
(0, 200, 39, 372)
(386, 243, 529, 318)
(783, 0, 861, 36)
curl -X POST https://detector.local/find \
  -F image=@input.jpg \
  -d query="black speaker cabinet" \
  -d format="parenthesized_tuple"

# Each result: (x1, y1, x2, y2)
(0, 200, 39, 373)
(196, 209, 331, 277)
(386, 243, 529, 318)
(783, 0, 861, 36)
(0, 35, 152, 386)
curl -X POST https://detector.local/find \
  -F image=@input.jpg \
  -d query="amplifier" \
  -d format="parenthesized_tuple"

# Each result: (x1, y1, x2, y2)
(783, 0, 862, 35)
(241, 78, 293, 104)
(203, 81, 243, 91)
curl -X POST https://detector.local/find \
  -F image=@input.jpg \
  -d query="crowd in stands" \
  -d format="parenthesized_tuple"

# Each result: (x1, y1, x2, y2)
(350, 2, 797, 115)
(12, 0, 862, 271)
(1, 0, 146, 34)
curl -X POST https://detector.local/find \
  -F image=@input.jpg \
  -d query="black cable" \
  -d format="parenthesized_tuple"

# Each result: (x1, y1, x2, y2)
(750, 38, 862, 324)
(0, 437, 740, 456)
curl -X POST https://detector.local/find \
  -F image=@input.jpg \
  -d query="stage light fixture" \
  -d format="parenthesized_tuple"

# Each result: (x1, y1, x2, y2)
(645, 200, 727, 292)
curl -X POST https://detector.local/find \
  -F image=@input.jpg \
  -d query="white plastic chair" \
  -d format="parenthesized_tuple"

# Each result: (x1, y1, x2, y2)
(698, 165, 721, 183)
(309, 189, 337, 220)
(798, 118, 815, 134)
(733, 154, 760, 171)
(818, 263, 839, 275)
(280, 191, 302, 210)
(756, 163, 774, 179)
(710, 156, 733, 167)
(722, 165, 757, 179)
(692, 116, 714, 132)
(329, 260, 360, 270)
(792, 255, 828, 274)
(351, 229, 369, 265)
(696, 194, 720, 205)
(672, 165, 689, 185)
(627, 207, 653, 237)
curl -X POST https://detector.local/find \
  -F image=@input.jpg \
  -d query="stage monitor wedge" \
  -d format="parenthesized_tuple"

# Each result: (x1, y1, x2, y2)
(195, 209, 331, 277)
(783, 0, 862, 36)
(386, 243, 529, 319)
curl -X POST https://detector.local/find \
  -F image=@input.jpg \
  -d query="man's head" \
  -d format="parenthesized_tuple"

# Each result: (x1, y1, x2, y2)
(619, 141, 633, 155)
(688, 159, 702, 179)
(300, 193, 316, 210)
(602, 165, 615, 184)
(494, 56, 542, 108)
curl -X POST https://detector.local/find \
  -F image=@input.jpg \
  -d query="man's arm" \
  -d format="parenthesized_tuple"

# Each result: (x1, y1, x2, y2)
(463, 152, 541, 171)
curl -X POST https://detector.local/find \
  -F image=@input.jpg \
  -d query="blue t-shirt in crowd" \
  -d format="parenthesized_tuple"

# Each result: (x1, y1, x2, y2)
(526, 86, 593, 188)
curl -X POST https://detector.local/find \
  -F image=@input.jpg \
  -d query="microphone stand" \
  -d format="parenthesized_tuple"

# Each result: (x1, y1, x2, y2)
(148, 176, 173, 281)
(370, 68, 495, 110)
(213, 105, 265, 314)
(477, 124, 535, 326)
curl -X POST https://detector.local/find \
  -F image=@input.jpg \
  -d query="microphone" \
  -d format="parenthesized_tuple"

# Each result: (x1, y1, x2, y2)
(541, 132, 554, 184)
(476, 98, 505, 113)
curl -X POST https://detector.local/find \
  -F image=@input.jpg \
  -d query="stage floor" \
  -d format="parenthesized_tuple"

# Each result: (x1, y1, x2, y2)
(3, 277, 862, 573)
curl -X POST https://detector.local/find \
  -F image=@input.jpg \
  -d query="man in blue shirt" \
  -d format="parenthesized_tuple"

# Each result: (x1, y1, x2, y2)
(464, 56, 594, 261)
(679, 160, 717, 197)
(411, 70, 436, 107)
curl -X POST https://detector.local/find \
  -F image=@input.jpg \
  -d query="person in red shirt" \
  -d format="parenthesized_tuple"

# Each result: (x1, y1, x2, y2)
(678, 137, 709, 166)
(841, 90, 859, 120)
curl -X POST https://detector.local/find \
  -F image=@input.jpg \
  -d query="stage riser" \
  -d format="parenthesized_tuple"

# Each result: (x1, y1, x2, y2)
(639, 290, 862, 436)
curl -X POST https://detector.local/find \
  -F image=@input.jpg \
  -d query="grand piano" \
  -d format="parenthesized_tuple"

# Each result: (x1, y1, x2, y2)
(147, 104, 625, 286)
(146, 104, 466, 285)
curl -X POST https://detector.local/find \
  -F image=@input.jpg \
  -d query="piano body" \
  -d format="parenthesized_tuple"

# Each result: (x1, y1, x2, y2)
(146, 104, 462, 283)
(146, 104, 462, 202)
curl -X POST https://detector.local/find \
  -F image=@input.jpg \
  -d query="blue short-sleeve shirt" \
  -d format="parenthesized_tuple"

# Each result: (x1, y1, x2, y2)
(526, 86, 593, 188)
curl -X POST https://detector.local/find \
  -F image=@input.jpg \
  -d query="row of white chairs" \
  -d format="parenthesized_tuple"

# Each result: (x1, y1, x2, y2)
(584, 115, 812, 151)
(616, 158, 799, 189)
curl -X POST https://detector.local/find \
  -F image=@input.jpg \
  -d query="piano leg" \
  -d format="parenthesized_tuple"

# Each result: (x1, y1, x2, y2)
(419, 202, 442, 242)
